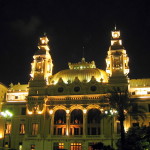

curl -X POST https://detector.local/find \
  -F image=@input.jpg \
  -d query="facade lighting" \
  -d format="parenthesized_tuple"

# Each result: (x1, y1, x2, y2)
(66, 110, 70, 114)
(49, 110, 53, 115)
(1, 110, 13, 118)
(83, 109, 87, 114)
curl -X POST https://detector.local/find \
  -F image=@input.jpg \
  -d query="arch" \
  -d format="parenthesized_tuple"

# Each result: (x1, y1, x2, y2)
(54, 109, 66, 124)
(70, 109, 83, 124)
(53, 105, 66, 114)
(87, 108, 101, 135)
(86, 104, 100, 111)
(87, 108, 101, 123)
(70, 105, 84, 113)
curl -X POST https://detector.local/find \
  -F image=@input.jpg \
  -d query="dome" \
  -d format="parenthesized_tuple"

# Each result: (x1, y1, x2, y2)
(49, 58, 108, 84)
(49, 68, 108, 84)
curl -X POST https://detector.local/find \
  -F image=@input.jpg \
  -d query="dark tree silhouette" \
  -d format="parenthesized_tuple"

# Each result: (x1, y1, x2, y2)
(106, 87, 146, 150)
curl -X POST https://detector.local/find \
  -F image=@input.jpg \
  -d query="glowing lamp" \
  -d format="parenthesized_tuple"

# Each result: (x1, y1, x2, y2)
(83, 109, 87, 114)
(0, 133, 3, 139)
(66, 130, 69, 136)
(28, 111, 33, 115)
(37, 111, 42, 114)
(66, 110, 70, 114)
(1, 110, 13, 118)
(49, 110, 53, 115)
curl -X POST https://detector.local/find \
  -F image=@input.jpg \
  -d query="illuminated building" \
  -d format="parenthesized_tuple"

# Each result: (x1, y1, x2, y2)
(0, 28, 150, 150)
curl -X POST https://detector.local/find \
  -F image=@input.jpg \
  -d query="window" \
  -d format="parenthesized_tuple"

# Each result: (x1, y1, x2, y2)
(70, 128, 73, 135)
(63, 128, 66, 135)
(74, 87, 80, 92)
(32, 123, 38, 135)
(15, 96, 18, 99)
(58, 87, 64, 93)
(80, 128, 83, 135)
(90, 86, 97, 92)
(71, 143, 82, 150)
(53, 143, 64, 150)
(74, 128, 79, 135)
(21, 107, 26, 115)
(58, 128, 62, 135)
(4, 142, 8, 148)
(91, 128, 96, 135)
(132, 123, 139, 127)
(54, 128, 56, 135)
(31, 144, 35, 150)
(5, 123, 11, 134)
(98, 127, 100, 135)
(148, 104, 150, 112)
(20, 124, 25, 134)
(88, 128, 90, 135)
(19, 142, 23, 150)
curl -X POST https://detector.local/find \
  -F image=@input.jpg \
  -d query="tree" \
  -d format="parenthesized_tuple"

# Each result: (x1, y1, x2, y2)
(117, 126, 150, 150)
(106, 87, 146, 150)
(91, 142, 114, 150)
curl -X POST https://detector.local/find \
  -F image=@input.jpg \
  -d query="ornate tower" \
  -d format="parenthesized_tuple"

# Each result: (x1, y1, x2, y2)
(30, 34, 53, 84)
(106, 28, 129, 77)
(27, 34, 53, 114)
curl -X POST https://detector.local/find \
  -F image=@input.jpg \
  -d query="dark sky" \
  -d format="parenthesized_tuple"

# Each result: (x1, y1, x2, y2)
(0, 0, 150, 86)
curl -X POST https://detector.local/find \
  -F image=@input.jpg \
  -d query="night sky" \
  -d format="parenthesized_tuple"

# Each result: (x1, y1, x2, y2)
(0, 0, 150, 86)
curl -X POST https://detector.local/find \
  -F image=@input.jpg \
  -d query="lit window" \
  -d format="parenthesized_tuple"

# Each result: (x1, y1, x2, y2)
(19, 142, 22, 150)
(20, 124, 25, 134)
(53, 143, 64, 150)
(5, 123, 11, 134)
(31, 144, 35, 150)
(32, 123, 38, 135)
(71, 143, 82, 150)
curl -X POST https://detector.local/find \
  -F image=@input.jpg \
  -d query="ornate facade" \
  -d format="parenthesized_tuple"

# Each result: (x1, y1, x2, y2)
(0, 29, 150, 150)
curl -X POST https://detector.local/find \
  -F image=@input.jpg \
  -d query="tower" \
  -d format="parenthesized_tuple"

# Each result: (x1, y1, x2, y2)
(27, 34, 53, 113)
(106, 28, 129, 77)
(30, 34, 53, 84)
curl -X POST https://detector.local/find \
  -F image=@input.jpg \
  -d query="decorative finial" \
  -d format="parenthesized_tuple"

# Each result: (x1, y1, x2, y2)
(44, 32, 47, 36)
(114, 24, 117, 30)
(82, 46, 85, 58)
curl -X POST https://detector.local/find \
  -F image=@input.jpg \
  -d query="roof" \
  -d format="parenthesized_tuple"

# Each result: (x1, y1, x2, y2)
(130, 79, 150, 87)
(9, 83, 28, 91)
(49, 68, 108, 84)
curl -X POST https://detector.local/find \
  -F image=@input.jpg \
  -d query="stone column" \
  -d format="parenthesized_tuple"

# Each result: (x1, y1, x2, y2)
(66, 110, 70, 136)
(83, 112, 87, 136)
(50, 114, 54, 136)
(100, 117, 105, 138)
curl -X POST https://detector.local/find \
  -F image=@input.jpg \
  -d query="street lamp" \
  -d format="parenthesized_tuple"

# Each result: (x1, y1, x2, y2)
(1, 110, 13, 118)
(0, 110, 13, 149)
(104, 108, 117, 148)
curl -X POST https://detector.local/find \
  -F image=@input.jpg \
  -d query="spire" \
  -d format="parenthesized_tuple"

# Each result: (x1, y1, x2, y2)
(106, 28, 129, 76)
(114, 24, 117, 30)
(30, 34, 53, 83)
(38, 34, 50, 51)
(82, 46, 85, 58)
(111, 28, 122, 47)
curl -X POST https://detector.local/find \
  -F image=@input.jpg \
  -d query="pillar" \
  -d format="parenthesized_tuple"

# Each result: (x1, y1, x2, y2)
(83, 112, 87, 136)
(66, 110, 70, 136)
